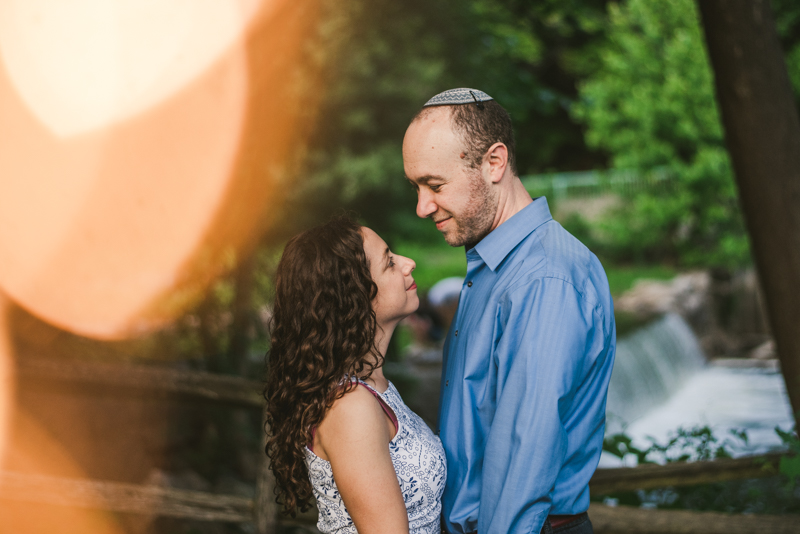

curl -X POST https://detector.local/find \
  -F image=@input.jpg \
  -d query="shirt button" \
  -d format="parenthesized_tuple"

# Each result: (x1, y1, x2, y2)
(454, 330, 458, 336)
(467, 281, 473, 287)
(446, 380, 449, 386)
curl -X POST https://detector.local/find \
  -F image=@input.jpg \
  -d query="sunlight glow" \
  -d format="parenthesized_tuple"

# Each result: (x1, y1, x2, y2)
(0, 0, 261, 137)
(0, 297, 11, 470)
(0, 0, 323, 338)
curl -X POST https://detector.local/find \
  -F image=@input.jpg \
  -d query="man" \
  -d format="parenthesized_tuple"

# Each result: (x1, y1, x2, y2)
(402, 88, 616, 534)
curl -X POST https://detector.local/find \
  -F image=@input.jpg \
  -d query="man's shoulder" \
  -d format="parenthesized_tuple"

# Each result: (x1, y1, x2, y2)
(513, 220, 596, 280)
(504, 220, 609, 304)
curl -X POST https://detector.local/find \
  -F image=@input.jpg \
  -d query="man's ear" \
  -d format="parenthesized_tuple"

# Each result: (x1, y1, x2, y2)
(484, 142, 508, 184)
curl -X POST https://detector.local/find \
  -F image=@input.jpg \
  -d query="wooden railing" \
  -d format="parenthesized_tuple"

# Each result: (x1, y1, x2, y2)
(2, 358, 796, 533)
(4, 358, 278, 532)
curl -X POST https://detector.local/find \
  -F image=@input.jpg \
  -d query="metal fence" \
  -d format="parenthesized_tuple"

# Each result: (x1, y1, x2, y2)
(521, 168, 673, 202)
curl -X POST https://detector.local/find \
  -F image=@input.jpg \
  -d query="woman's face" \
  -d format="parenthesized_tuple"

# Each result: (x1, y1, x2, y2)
(361, 227, 418, 328)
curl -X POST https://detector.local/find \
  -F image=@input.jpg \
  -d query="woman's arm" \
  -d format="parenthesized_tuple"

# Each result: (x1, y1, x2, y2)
(316, 385, 408, 534)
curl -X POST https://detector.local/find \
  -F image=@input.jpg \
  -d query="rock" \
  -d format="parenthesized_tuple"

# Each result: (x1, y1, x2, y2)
(614, 272, 710, 320)
(749, 339, 776, 360)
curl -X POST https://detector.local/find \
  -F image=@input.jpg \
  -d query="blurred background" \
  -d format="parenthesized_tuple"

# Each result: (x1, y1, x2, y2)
(0, 0, 798, 532)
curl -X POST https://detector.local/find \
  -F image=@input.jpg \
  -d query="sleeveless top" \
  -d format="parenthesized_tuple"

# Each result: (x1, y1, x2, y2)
(304, 379, 446, 534)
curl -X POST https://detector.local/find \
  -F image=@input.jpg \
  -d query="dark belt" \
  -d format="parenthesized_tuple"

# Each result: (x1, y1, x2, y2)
(458, 512, 586, 534)
(541, 512, 588, 533)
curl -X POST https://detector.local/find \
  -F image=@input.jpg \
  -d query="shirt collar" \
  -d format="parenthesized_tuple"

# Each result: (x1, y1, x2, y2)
(471, 197, 552, 271)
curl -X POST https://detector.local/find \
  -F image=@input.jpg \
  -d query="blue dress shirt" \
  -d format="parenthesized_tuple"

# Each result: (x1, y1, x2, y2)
(438, 197, 616, 534)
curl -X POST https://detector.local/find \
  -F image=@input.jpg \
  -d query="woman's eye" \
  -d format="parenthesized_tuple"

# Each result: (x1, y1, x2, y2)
(388, 256, 395, 268)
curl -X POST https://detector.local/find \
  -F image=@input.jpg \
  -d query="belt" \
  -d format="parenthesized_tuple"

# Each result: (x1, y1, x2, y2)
(460, 512, 585, 534)
(547, 513, 582, 529)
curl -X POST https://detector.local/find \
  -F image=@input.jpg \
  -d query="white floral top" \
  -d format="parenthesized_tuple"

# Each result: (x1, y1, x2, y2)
(304, 380, 446, 534)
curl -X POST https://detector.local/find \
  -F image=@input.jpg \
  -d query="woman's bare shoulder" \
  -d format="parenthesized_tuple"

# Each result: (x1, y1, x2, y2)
(322, 384, 386, 430)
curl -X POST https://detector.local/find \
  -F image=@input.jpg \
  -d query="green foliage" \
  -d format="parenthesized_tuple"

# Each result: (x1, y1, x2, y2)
(600, 425, 800, 514)
(773, 0, 800, 109)
(573, 0, 751, 268)
(776, 426, 800, 487)
(603, 425, 747, 465)
(284, 0, 617, 240)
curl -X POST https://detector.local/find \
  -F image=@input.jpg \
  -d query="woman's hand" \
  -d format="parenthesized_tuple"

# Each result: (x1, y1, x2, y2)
(316, 385, 408, 534)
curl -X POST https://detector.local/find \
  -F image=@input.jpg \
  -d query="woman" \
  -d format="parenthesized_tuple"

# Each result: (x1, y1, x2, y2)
(265, 215, 446, 534)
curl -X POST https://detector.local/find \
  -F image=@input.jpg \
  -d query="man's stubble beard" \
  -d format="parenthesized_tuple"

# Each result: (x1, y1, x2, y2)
(441, 170, 498, 249)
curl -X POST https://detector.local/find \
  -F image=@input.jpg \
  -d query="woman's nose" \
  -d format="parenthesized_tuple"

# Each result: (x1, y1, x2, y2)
(402, 256, 416, 274)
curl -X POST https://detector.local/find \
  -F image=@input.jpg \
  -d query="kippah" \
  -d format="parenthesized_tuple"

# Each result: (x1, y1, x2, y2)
(423, 88, 493, 107)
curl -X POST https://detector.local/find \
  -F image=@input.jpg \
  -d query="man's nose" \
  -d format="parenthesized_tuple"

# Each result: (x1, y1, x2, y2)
(416, 189, 437, 219)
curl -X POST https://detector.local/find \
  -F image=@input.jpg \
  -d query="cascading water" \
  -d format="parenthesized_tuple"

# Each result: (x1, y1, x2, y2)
(603, 312, 793, 464)
(606, 313, 705, 432)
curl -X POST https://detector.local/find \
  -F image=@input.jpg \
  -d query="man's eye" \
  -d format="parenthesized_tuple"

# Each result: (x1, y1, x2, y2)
(430, 184, 442, 192)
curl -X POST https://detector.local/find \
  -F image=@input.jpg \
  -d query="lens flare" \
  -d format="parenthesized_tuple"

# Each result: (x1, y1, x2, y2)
(0, 0, 325, 526)
(0, 0, 262, 137)
(0, 295, 11, 471)
(0, 0, 322, 338)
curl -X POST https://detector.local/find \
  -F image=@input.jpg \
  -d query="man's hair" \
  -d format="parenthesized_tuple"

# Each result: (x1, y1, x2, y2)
(412, 100, 517, 174)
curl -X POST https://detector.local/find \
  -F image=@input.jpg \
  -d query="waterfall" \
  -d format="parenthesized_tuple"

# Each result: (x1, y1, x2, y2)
(606, 313, 705, 432)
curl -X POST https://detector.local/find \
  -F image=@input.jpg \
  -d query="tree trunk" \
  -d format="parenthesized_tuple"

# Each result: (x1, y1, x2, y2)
(697, 0, 800, 425)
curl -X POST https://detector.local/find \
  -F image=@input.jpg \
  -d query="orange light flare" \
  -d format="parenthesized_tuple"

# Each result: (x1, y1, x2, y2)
(0, 0, 326, 528)
(0, 0, 324, 339)
(0, 295, 11, 470)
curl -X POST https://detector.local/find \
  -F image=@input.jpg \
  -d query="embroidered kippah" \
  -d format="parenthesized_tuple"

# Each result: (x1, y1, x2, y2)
(423, 88, 493, 107)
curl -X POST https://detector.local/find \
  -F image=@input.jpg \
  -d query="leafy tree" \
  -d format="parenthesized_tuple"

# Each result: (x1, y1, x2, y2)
(573, 0, 751, 267)
(278, 0, 615, 242)
(573, 0, 800, 268)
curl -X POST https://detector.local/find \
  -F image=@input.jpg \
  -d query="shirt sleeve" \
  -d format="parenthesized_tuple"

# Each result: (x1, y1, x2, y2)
(477, 275, 600, 534)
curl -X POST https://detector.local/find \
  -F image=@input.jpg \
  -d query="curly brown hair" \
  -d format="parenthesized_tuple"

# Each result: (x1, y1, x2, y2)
(264, 215, 380, 516)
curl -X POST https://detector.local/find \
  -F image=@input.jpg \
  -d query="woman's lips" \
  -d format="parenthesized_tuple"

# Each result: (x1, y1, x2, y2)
(407, 281, 417, 291)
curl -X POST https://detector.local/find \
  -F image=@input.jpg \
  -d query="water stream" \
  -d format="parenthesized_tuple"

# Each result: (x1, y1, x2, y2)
(603, 313, 794, 466)
(606, 313, 706, 432)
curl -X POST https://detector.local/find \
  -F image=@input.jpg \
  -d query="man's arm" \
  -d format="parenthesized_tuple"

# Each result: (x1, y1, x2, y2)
(477, 275, 606, 533)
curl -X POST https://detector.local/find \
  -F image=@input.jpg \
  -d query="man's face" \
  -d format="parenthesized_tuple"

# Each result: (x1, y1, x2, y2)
(402, 108, 497, 248)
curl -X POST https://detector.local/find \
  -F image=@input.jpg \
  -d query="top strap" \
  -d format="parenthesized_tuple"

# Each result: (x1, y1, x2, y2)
(308, 379, 398, 453)
(356, 380, 399, 433)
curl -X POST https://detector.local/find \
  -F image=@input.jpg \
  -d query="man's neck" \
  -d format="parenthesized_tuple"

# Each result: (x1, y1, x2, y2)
(489, 174, 533, 233)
